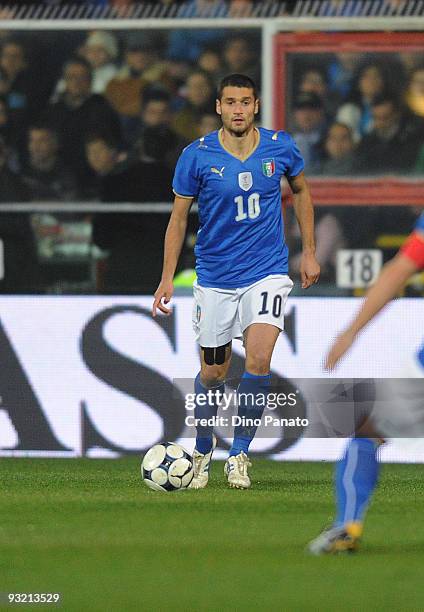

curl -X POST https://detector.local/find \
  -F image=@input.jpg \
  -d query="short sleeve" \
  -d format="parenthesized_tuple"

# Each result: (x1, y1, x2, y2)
(172, 143, 200, 198)
(285, 135, 305, 178)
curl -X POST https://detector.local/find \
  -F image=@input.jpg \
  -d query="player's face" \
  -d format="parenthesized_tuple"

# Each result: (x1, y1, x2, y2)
(216, 86, 259, 135)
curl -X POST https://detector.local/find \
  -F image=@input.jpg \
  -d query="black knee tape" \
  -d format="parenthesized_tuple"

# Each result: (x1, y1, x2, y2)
(201, 342, 230, 366)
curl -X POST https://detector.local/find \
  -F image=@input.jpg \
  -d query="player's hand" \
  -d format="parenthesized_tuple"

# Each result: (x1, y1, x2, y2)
(300, 252, 320, 289)
(325, 329, 356, 370)
(152, 279, 174, 317)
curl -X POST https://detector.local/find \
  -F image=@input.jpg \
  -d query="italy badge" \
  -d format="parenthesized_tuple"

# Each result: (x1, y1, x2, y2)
(262, 158, 275, 177)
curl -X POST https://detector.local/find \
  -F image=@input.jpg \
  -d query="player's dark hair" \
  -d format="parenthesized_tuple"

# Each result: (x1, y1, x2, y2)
(218, 74, 258, 100)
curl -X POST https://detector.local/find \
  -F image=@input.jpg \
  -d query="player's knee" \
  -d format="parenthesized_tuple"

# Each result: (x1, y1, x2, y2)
(245, 352, 271, 376)
(200, 366, 226, 387)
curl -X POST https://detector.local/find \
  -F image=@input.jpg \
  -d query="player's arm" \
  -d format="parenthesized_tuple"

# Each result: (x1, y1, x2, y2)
(152, 195, 193, 317)
(325, 231, 424, 369)
(287, 171, 320, 289)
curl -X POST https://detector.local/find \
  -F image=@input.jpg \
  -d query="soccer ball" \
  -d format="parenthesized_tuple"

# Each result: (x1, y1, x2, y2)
(141, 442, 194, 492)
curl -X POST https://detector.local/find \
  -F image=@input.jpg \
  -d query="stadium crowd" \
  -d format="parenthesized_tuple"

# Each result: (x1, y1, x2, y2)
(289, 53, 424, 175)
(1, 31, 423, 203)
(0, 28, 421, 294)
(0, 30, 261, 202)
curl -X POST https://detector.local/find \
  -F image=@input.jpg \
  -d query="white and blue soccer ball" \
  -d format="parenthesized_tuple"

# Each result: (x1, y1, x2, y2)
(141, 442, 194, 492)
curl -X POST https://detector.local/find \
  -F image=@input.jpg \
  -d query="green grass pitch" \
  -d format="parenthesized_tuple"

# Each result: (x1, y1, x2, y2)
(1, 458, 423, 611)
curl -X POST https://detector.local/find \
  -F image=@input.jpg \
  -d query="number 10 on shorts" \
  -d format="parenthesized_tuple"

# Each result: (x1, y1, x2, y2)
(336, 249, 383, 288)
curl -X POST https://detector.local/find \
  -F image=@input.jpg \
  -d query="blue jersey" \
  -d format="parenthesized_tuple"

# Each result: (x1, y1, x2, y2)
(172, 127, 304, 288)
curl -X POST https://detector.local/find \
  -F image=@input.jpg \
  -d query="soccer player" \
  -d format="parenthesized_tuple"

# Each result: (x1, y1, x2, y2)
(309, 211, 424, 554)
(152, 74, 320, 489)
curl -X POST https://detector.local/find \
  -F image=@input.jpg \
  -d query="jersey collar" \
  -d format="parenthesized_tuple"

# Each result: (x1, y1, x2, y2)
(218, 127, 261, 163)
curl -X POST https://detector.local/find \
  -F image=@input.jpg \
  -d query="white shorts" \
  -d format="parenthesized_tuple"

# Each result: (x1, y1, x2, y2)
(192, 274, 293, 347)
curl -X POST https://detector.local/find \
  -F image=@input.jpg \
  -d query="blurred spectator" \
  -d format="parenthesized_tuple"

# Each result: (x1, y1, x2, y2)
(197, 112, 221, 137)
(0, 38, 47, 158)
(405, 64, 424, 118)
(290, 92, 327, 169)
(399, 52, 423, 74)
(299, 67, 327, 99)
(101, 150, 173, 205)
(167, 19, 225, 63)
(327, 53, 361, 100)
(105, 33, 170, 123)
(172, 69, 216, 141)
(218, 35, 260, 86)
(0, 95, 19, 171)
(165, 59, 192, 100)
(0, 134, 29, 201)
(298, 66, 336, 115)
(0, 95, 11, 144)
(336, 59, 393, 140)
(92, 153, 173, 294)
(0, 134, 38, 293)
(198, 48, 223, 81)
(355, 94, 423, 174)
(313, 122, 355, 176)
(43, 57, 121, 187)
(21, 123, 78, 201)
(85, 132, 125, 200)
(80, 31, 119, 94)
(131, 90, 187, 169)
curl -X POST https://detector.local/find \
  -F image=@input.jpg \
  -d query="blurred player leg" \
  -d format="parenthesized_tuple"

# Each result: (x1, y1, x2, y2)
(309, 435, 381, 555)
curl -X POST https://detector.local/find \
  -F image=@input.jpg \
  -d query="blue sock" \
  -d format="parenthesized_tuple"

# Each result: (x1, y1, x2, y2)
(229, 371, 271, 457)
(194, 372, 224, 454)
(335, 437, 380, 527)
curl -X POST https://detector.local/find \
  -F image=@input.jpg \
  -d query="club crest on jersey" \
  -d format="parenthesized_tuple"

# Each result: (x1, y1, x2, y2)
(238, 171, 253, 191)
(262, 158, 275, 177)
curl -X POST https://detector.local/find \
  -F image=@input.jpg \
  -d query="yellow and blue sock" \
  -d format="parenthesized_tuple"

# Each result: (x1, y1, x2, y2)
(335, 437, 379, 527)
(194, 372, 224, 454)
(229, 371, 271, 457)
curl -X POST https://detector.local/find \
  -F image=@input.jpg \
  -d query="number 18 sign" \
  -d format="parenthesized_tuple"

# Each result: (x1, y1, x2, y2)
(336, 249, 383, 288)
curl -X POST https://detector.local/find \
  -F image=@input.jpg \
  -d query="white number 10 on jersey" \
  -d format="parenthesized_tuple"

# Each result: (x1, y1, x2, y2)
(234, 193, 261, 221)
